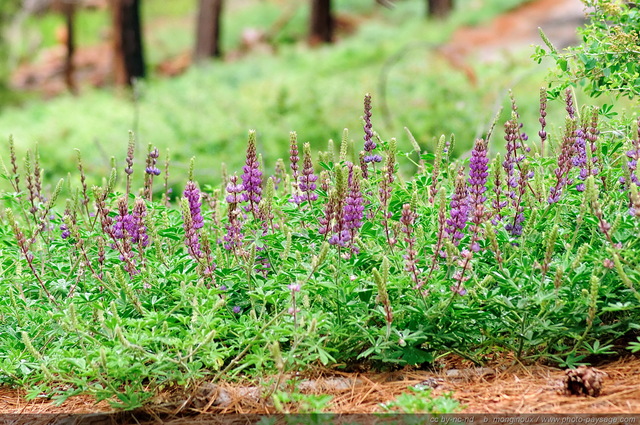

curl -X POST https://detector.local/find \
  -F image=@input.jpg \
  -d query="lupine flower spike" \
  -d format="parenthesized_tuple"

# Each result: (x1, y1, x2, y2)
(241, 130, 263, 217)
(363, 93, 382, 165)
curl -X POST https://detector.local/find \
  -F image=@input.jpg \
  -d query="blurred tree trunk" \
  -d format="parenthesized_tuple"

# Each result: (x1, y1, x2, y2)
(309, 0, 333, 44)
(194, 0, 224, 61)
(427, 0, 453, 19)
(111, 0, 145, 86)
(60, 1, 76, 93)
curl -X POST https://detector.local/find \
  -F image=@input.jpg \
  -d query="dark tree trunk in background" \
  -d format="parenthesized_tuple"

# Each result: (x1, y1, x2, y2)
(309, 0, 333, 44)
(194, 0, 223, 61)
(61, 1, 76, 93)
(111, 0, 145, 86)
(427, 0, 453, 19)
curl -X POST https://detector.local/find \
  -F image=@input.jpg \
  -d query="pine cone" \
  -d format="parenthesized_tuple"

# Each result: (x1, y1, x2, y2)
(564, 366, 607, 396)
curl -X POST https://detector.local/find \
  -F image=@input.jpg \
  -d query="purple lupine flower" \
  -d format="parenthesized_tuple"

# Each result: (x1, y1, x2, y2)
(293, 142, 318, 204)
(224, 175, 245, 252)
(131, 198, 149, 247)
(623, 117, 640, 187)
(184, 181, 204, 230)
(468, 138, 489, 208)
(113, 197, 135, 240)
(145, 147, 161, 176)
(565, 88, 576, 120)
(539, 87, 548, 151)
(548, 119, 577, 204)
(232, 306, 242, 314)
(573, 128, 588, 192)
(60, 223, 71, 239)
(467, 139, 489, 251)
(505, 166, 528, 238)
(183, 181, 204, 258)
(503, 119, 523, 199)
(446, 168, 469, 246)
(342, 164, 364, 252)
(363, 93, 382, 164)
(113, 197, 137, 274)
(358, 151, 369, 180)
(241, 131, 262, 214)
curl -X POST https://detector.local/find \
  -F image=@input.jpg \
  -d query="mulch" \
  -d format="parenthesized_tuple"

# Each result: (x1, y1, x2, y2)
(1, 356, 639, 417)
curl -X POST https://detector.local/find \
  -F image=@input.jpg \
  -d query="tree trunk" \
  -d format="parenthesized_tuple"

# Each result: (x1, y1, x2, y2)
(427, 0, 453, 19)
(61, 1, 76, 93)
(309, 0, 333, 45)
(111, 0, 145, 86)
(194, 0, 223, 61)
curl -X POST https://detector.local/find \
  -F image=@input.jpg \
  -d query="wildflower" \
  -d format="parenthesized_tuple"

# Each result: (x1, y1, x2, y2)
(539, 87, 548, 150)
(565, 88, 576, 120)
(232, 306, 242, 314)
(293, 142, 318, 204)
(343, 165, 365, 252)
(548, 118, 577, 203)
(224, 175, 245, 252)
(467, 138, 489, 250)
(446, 168, 469, 245)
(573, 127, 589, 192)
(182, 181, 204, 258)
(241, 130, 263, 215)
(184, 181, 204, 230)
(363, 93, 382, 164)
(131, 198, 149, 247)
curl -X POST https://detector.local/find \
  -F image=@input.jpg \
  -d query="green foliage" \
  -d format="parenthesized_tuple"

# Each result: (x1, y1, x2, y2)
(380, 386, 460, 414)
(534, 0, 640, 99)
(1, 88, 640, 410)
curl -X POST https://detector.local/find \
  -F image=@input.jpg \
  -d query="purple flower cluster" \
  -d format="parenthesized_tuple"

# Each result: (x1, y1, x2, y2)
(241, 131, 262, 214)
(502, 119, 526, 198)
(112, 197, 149, 247)
(622, 117, 640, 188)
(505, 167, 528, 238)
(292, 143, 318, 205)
(319, 164, 363, 253)
(445, 168, 469, 245)
(467, 139, 489, 251)
(363, 94, 381, 164)
(548, 119, 577, 203)
(145, 147, 161, 176)
(60, 223, 71, 239)
(183, 181, 204, 258)
(573, 126, 591, 192)
(224, 175, 245, 252)
(341, 165, 364, 251)
(539, 87, 548, 149)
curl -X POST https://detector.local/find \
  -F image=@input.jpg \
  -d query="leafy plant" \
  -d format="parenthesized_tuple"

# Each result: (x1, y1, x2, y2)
(380, 385, 460, 414)
(534, 0, 640, 99)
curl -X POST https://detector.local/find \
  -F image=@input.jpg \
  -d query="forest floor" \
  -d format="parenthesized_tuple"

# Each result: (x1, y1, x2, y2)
(1, 356, 639, 418)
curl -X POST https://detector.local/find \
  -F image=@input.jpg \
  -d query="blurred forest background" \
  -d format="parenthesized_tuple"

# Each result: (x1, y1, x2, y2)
(0, 0, 586, 190)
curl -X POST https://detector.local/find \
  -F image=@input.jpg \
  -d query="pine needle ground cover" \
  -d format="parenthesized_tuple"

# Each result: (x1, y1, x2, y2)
(0, 89, 639, 411)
